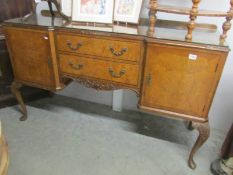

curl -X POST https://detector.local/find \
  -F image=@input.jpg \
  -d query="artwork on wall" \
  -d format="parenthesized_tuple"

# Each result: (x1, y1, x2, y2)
(72, 0, 114, 24)
(114, 0, 143, 24)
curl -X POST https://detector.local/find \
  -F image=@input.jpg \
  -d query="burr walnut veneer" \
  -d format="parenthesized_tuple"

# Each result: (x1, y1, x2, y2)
(2, 15, 230, 170)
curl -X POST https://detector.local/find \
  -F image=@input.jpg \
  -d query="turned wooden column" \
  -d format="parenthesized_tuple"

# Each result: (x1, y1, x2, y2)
(220, 0, 233, 44)
(148, 0, 158, 36)
(185, 0, 201, 40)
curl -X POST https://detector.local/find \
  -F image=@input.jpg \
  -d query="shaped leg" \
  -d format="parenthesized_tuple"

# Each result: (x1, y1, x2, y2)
(11, 82, 28, 121)
(188, 121, 210, 169)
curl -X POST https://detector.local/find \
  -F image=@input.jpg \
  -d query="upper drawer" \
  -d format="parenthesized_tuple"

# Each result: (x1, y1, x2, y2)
(56, 34, 142, 62)
(59, 54, 140, 86)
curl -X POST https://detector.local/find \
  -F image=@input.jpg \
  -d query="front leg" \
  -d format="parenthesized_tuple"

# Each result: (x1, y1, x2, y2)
(188, 121, 210, 169)
(11, 82, 28, 121)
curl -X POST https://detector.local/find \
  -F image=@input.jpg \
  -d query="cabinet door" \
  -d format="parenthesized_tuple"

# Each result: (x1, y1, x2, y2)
(140, 43, 224, 118)
(5, 27, 55, 89)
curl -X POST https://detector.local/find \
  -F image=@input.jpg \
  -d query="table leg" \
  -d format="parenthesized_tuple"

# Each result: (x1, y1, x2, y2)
(11, 82, 28, 121)
(188, 121, 210, 169)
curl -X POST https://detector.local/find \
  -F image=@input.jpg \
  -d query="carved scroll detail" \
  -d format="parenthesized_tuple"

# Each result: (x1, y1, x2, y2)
(66, 76, 140, 96)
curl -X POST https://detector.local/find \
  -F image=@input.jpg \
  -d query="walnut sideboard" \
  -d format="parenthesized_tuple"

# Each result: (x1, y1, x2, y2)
(2, 14, 230, 169)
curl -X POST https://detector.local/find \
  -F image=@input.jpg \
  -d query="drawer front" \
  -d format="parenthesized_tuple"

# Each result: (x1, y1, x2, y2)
(59, 54, 139, 86)
(56, 34, 141, 62)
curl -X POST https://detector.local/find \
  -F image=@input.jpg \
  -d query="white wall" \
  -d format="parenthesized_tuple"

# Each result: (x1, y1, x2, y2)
(57, 0, 233, 134)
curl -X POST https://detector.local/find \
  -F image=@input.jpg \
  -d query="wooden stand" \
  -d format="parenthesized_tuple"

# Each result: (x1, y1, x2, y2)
(148, 0, 233, 43)
(220, 0, 233, 44)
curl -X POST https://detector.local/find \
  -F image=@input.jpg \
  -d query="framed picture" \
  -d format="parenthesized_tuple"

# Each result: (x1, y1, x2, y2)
(72, 0, 114, 24)
(114, 0, 143, 24)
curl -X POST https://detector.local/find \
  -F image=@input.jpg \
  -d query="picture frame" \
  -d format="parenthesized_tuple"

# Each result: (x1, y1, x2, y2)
(72, 0, 114, 24)
(114, 0, 143, 24)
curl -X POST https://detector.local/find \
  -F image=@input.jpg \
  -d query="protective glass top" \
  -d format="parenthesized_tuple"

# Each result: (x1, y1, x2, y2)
(4, 14, 229, 48)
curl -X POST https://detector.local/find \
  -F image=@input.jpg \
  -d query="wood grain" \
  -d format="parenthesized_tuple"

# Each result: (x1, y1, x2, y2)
(4, 27, 56, 89)
(56, 33, 142, 63)
(140, 43, 225, 118)
(59, 54, 140, 87)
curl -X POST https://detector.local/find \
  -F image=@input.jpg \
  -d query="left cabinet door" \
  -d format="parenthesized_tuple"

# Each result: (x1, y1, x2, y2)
(4, 27, 56, 89)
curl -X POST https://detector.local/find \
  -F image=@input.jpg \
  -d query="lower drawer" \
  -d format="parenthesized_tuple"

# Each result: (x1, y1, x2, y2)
(59, 54, 140, 86)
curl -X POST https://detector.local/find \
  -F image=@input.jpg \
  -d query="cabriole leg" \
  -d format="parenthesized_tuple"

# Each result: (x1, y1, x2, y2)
(11, 82, 28, 121)
(188, 121, 210, 169)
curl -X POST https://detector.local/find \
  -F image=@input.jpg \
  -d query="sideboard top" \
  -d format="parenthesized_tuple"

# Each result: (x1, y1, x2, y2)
(3, 14, 230, 50)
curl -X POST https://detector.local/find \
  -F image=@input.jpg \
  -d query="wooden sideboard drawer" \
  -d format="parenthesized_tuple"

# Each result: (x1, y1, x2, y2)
(56, 34, 141, 62)
(59, 54, 139, 86)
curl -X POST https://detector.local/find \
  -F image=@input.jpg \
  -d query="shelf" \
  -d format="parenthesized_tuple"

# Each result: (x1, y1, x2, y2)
(140, 18, 217, 31)
(156, 5, 228, 17)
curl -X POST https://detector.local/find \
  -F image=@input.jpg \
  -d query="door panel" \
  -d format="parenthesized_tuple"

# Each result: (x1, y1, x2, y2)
(5, 27, 55, 88)
(141, 44, 221, 118)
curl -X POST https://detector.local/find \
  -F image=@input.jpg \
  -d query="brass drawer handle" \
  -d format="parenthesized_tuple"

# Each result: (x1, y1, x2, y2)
(68, 61, 84, 70)
(67, 41, 82, 51)
(109, 68, 126, 78)
(109, 46, 128, 57)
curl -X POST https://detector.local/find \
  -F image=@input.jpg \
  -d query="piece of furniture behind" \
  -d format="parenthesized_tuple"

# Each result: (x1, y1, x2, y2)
(0, 0, 33, 22)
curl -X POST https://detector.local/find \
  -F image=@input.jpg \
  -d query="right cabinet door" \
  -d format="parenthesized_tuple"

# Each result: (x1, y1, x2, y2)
(140, 43, 226, 119)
